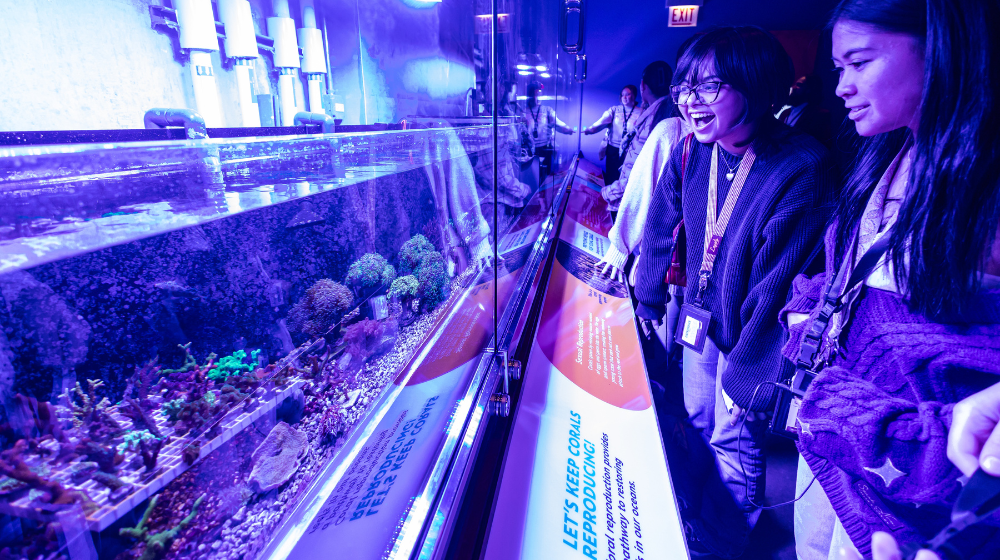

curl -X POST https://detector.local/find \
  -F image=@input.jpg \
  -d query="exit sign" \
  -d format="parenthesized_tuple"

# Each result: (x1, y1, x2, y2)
(668, 5, 699, 27)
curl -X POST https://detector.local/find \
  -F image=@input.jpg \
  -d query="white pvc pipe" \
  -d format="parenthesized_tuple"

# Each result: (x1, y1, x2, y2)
(278, 73, 297, 126)
(307, 77, 325, 114)
(301, 0, 317, 28)
(235, 62, 261, 127)
(190, 51, 224, 127)
(271, 0, 290, 19)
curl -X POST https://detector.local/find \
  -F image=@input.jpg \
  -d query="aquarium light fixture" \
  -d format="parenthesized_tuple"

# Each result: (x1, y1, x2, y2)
(540, 72, 551, 78)
(516, 64, 532, 70)
(535, 65, 547, 72)
(518, 70, 533, 76)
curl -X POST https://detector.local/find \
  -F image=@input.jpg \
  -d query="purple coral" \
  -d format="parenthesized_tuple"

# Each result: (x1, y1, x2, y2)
(0, 440, 86, 508)
(62, 379, 124, 441)
(287, 279, 353, 336)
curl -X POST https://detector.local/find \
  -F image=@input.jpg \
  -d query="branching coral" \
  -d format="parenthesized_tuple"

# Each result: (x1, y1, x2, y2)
(62, 379, 124, 441)
(123, 358, 161, 409)
(152, 344, 217, 402)
(287, 279, 354, 337)
(117, 430, 166, 472)
(120, 493, 205, 560)
(75, 438, 124, 473)
(207, 349, 260, 381)
(0, 440, 85, 508)
(345, 253, 396, 296)
(120, 396, 165, 440)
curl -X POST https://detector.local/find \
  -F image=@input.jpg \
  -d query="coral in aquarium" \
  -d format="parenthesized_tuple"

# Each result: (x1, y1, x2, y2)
(62, 379, 124, 441)
(248, 421, 308, 492)
(397, 234, 437, 274)
(389, 275, 420, 325)
(341, 319, 388, 370)
(152, 344, 218, 402)
(345, 253, 396, 296)
(417, 251, 448, 311)
(120, 493, 205, 560)
(117, 430, 166, 472)
(10, 393, 67, 441)
(120, 396, 165, 440)
(75, 438, 123, 473)
(207, 349, 260, 381)
(122, 358, 161, 410)
(287, 279, 353, 336)
(0, 439, 88, 509)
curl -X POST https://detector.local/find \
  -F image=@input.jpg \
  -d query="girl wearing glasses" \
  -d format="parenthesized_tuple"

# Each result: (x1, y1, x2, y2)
(633, 26, 837, 555)
(780, 0, 1000, 558)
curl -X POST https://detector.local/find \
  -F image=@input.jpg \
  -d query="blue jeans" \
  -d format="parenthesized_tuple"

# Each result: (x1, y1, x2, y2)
(795, 457, 858, 560)
(682, 337, 768, 535)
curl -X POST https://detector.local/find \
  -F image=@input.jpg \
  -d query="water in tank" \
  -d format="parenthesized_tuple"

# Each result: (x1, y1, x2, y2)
(0, 124, 532, 559)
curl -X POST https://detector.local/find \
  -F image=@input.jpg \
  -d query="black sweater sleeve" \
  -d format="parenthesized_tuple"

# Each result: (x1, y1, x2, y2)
(634, 140, 685, 320)
(722, 153, 837, 409)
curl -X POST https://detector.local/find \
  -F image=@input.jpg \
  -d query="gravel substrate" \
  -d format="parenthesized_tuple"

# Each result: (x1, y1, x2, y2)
(116, 272, 472, 560)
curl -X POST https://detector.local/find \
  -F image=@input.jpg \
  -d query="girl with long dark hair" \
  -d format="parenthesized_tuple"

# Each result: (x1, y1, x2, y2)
(634, 27, 837, 555)
(782, 0, 1000, 557)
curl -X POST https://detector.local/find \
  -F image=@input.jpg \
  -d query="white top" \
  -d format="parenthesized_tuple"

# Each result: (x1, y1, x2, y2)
(601, 117, 690, 270)
(523, 104, 568, 148)
(590, 104, 643, 148)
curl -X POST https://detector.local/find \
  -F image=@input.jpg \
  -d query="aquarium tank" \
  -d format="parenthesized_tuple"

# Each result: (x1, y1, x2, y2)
(0, 0, 585, 556)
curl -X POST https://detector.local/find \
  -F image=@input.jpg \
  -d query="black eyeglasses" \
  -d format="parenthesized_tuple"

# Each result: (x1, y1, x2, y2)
(670, 82, 724, 104)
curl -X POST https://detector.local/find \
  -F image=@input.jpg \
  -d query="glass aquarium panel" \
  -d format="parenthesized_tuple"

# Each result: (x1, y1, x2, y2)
(0, 122, 526, 560)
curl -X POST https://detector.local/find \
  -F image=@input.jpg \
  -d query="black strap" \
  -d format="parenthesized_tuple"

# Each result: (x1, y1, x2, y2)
(795, 235, 891, 371)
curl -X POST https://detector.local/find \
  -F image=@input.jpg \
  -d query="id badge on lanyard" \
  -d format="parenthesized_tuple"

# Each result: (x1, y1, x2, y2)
(675, 143, 757, 353)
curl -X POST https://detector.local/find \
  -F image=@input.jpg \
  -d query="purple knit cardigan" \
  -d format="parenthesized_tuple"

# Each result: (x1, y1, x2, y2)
(781, 224, 1000, 558)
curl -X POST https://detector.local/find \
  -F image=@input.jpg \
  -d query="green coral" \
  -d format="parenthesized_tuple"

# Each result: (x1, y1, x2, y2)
(397, 234, 436, 274)
(116, 430, 160, 455)
(388, 275, 419, 301)
(287, 279, 354, 336)
(346, 253, 394, 290)
(162, 398, 185, 423)
(120, 493, 205, 560)
(417, 252, 448, 311)
(381, 264, 397, 286)
(207, 349, 260, 381)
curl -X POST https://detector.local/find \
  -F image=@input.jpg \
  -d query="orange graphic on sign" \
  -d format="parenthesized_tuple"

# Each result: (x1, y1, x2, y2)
(535, 260, 651, 410)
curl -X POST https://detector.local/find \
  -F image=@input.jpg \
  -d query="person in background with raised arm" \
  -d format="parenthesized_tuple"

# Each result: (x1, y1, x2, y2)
(584, 85, 643, 185)
(600, 61, 676, 220)
(522, 81, 574, 184)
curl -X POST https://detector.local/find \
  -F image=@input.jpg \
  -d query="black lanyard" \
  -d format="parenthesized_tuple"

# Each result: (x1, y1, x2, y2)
(620, 104, 636, 144)
(795, 234, 891, 372)
(531, 105, 542, 138)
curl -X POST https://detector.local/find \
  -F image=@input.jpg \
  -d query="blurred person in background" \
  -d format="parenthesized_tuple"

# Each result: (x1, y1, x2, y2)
(584, 84, 643, 185)
(600, 61, 676, 220)
(522, 81, 574, 184)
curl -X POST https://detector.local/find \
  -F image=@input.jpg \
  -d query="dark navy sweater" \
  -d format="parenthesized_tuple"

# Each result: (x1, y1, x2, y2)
(635, 123, 837, 410)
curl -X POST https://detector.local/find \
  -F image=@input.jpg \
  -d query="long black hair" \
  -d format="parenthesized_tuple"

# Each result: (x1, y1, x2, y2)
(831, 0, 1000, 318)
